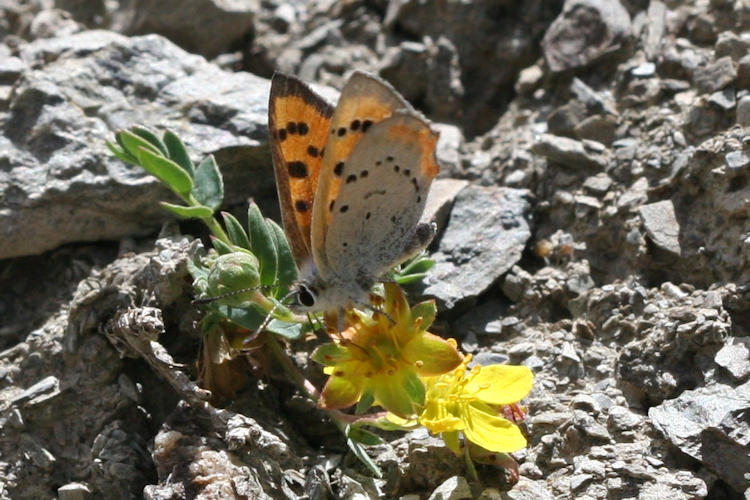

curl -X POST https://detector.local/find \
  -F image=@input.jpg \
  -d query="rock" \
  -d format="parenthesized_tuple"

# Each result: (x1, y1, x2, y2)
(433, 123, 464, 174)
(736, 54, 750, 89)
(1, 30, 274, 259)
(516, 64, 544, 95)
(427, 476, 472, 500)
(57, 482, 93, 500)
(547, 100, 588, 137)
(531, 134, 609, 171)
(583, 173, 613, 194)
(502, 477, 555, 500)
(693, 56, 737, 94)
(737, 95, 750, 126)
(638, 200, 681, 256)
(643, 1, 666, 60)
(631, 62, 656, 77)
(123, 0, 256, 59)
(649, 382, 750, 493)
(574, 114, 618, 145)
(714, 337, 750, 380)
(707, 87, 736, 110)
(725, 150, 750, 171)
(542, 0, 632, 73)
(423, 185, 531, 310)
(714, 31, 750, 62)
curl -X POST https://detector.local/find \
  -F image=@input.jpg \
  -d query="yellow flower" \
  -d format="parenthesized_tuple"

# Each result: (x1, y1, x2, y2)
(417, 356, 533, 453)
(312, 283, 463, 418)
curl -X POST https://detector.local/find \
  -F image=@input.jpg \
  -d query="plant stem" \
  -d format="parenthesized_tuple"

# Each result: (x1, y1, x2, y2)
(203, 216, 230, 244)
(266, 335, 319, 400)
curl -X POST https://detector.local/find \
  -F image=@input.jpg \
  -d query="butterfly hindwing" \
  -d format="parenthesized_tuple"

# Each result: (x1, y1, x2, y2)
(310, 71, 411, 278)
(324, 111, 439, 281)
(269, 73, 334, 264)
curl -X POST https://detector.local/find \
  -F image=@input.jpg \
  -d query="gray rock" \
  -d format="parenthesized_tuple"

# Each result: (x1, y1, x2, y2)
(531, 134, 609, 171)
(649, 382, 750, 493)
(58, 482, 93, 500)
(574, 114, 618, 146)
(693, 56, 737, 94)
(501, 477, 555, 500)
(427, 476, 472, 500)
(638, 200, 681, 256)
(714, 31, 750, 62)
(708, 87, 736, 110)
(1, 30, 273, 259)
(423, 185, 531, 310)
(737, 95, 750, 126)
(516, 64, 544, 95)
(583, 173, 613, 194)
(715, 337, 750, 380)
(122, 0, 256, 59)
(643, 1, 666, 60)
(725, 150, 750, 171)
(543, 0, 631, 73)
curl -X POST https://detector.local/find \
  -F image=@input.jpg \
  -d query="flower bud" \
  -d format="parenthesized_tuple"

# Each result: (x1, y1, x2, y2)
(206, 252, 261, 307)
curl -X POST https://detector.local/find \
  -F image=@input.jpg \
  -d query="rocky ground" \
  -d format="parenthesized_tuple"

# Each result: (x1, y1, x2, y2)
(1, 0, 750, 498)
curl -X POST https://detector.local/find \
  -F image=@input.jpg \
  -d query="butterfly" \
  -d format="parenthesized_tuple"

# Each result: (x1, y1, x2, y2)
(268, 71, 439, 321)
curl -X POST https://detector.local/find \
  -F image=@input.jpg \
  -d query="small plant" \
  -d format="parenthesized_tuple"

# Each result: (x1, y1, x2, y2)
(108, 126, 534, 480)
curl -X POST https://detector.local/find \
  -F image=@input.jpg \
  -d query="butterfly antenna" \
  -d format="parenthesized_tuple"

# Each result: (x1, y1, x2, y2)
(248, 288, 300, 340)
(191, 284, 275, 305)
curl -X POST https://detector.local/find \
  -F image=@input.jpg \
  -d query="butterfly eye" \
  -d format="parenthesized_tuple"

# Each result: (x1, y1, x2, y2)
(297, 284, 317, 308)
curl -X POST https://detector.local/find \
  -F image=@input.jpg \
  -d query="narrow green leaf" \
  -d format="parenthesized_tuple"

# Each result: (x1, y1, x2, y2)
(137, 147, 194, 196)
(211, 236, 235, 255)
(267, 218, 298, 292)
(247, 202, 278, 286)
(163, 131, 195, 177)
(192, 155, 224, 210)
(106, 141, 140, 166)
(160, 202, 214, 219)
(347, 426, 383, 446)
(118, 129, 161, 158)
(132, 126, 168, 156)
(265, 319, 304, 339)
(394, 272, 429, 285)
(216, 305, 264, 331)
(221, 212, 251, 249)
(346, 434, 383, 478)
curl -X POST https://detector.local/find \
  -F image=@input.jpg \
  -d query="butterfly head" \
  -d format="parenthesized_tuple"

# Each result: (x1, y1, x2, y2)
(288, 259, 371, 313)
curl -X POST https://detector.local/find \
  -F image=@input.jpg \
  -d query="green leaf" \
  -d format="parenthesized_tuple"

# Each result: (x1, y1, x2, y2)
(216, 304, 265, 331)
(132, 126, 168, 156)
(265, 319, 304, 339)
(247, 202, 278, 286)
(191, 155, 224, 210)
(163, 131, 195, 177)
(137, 147, 193, 196)
(400, 255, 435, 275)
(160, 202, 214, 219)
(106, 140, 140, 165)
(211, 236, 235, 255)
(267, 218, 298, 293)
(346, 433, 383, 478)
(394, 272, 430, 285)
(221, 212, 251, 249)
(347, 425, 383, 446)
(118, 129, 161, 158)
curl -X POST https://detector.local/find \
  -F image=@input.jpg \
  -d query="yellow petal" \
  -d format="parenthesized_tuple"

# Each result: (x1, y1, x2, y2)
(466, 365, 533, 405)
(461, 401, 527, 453)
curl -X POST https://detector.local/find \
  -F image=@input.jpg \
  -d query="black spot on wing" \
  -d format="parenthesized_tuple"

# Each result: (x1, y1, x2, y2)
(307, 145, 319, 157)
(362, 120, 373, 132)
(360, 170, 368, 178)
(350, 119, 360, 131)
(346, 174, 357, 183)
(295, 200, 309, 212)
(334, 162, 345, 176)
(287, 161, 308, 178)
(298, 122, 309, 135)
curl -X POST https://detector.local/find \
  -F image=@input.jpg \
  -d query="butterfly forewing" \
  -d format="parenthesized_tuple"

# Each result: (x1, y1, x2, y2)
(311, 72, 411, 278)
(324, 112, 439, 281)
(269, 73, 334, 264)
